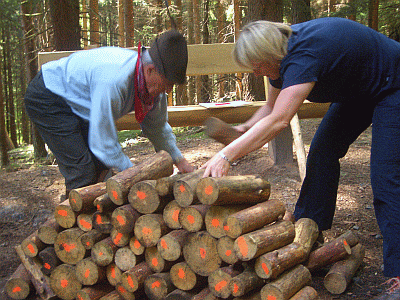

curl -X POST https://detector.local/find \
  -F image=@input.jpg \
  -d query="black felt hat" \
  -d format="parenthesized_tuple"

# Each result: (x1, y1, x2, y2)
(148, 29, 188, 85)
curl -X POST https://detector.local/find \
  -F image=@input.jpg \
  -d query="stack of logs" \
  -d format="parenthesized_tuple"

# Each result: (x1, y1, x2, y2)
(6, 150, 365, 300)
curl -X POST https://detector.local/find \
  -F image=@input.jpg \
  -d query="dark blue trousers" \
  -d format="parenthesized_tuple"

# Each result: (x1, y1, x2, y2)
(24, 71, 107, 191)
(294, 89, 400, 277)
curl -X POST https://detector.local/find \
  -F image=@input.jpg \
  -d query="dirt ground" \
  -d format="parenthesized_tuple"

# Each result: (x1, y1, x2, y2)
(0, 119, 390, 299)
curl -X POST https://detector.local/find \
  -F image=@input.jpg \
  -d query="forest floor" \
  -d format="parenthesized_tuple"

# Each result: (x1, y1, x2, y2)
(0, 119, 391, 299)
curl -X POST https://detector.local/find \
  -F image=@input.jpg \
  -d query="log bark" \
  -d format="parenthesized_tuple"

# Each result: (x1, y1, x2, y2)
(288, 286, 318, 300)
(166, 289, 202, 300)
(205, 205, 248, 238)
(234, 220, 295, 261)
(203, 117, 243, 146)
(50, 264, 82, 300)
(114, 246, 137, 272)
(305, 235, 352, 272)
(54, 227, 87, 265)
(115, 283, 135, 300)
(323, 243, 365, 294)
(120, 261, 154, 293)
(217, 236, 240, 265)
(337, 230, 360, 247)
(54, 200, 76, 229)
(292, 218, 319, 255)
(129, 180, 173, 214)
(170, 261, 207, 291)
(5, 264, 33, 300)
(260, 265, 312, 300)
(229, 268, 265, 298)
(233, 290, 261, 300)
(80, 229, 108, 250)
(111, 228, 133, 248)
(156, 173, 188, 197)
(129, 236, 145, 256)
(144, 272, 175, 300)
(208, 265, 242, 299)
(192, 287, 219, 300)
(157, 229, 192, 261)
(134, 213, 171, 247)
(92, 212, 113, 234)
(99, 290, 124, 299)
(37, 217, 62, 245)
(39, 246, 61, 276)
(91, 237, 119, 267)
(224, 199, 285, 239)
(196, 175, 270, 206)
(173, 169, 205, 207)
(145, 246, 177, 273)
(77, 213, 94, 232)
(106, 263, 123, 287)
(75, 283, 114, 300)
(93, 194, 118, 214)
(21, 231, 45, 258)
(182, 231, 222, 276)
(69, 182, 107, 213)
(179, 204, 210, 232)
(106, 150, 173, 205)
(111, 204, 141, 234)
(163, 200, 183, 230)
(75, 257, 106, 286)
(254, 242, 307, 280)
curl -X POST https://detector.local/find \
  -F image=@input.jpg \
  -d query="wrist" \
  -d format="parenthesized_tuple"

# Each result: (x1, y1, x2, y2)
(218, 151, 232, 164)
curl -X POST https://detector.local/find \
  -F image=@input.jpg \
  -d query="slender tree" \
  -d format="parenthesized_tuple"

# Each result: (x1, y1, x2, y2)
(0, 48, 9, 166)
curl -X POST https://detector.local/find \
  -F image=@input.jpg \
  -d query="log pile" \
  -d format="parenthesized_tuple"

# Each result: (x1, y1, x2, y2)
(7, 150, 365, 300)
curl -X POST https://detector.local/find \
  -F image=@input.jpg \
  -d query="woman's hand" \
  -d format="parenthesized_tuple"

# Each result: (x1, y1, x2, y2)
(201, 152, 230, 178)
(175, 157, 196, 173)
(233, 124, 248, 134)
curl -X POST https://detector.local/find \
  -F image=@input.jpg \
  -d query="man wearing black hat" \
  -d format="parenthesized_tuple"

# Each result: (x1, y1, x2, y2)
(24, 30, 195, 198)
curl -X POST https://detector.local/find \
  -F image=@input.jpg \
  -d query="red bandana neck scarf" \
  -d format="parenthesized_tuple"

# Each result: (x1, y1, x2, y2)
(134, 41, 155, 123)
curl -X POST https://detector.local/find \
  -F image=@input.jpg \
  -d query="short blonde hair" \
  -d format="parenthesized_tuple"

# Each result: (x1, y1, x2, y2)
(233, 20, 292, 69)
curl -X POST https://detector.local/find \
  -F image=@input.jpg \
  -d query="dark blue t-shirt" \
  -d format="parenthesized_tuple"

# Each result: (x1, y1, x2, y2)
(270, 17, 400, 103)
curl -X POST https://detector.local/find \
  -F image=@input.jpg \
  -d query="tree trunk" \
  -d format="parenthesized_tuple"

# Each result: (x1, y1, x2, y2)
(49, 264, 82, 300)
(110, 204, 141, 234)
(208, 265, 241, 298)
(75, 257, 107, 286)
(163, 200, 183, 230)
(179, 204, 210, 232)
(120, 261, 154, 293)
(289, 286, 318, 300)
(54, 227, 87, 265)
(125, 0, 134, 47)
(170, 261, 207, 291)
(145, 246, 176, 273)
(39, 246, 61, 276)
(90, 0, 100, 45)
(37, 218, 62, 245)
(91, 237, 119, 267)
(0, 51, 9, 166)
(144, 272, 175, 300)
(203, 117, 243, 146)
(114, 247, 137, 271)
(80, 229, 108, 250)
(217, 236, 240, 265)
(368, 0, 379, 31)
(157, 229, 191, 261)
(205, 205, 248, 238)
(229, 267, 265, 298)
(69, 182, 107, 213)
(76, 284, 114, 300)
(134, 213, 170, 247)
(292, 218, 319, 254)
(173, 169, 205, 207)
(5, 264, 33, 300)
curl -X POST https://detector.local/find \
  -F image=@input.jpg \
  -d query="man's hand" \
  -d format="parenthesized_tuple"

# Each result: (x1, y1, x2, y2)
(175, 157, 196, 173)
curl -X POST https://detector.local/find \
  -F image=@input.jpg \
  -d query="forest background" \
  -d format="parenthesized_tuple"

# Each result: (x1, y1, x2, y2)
(0, 0, 399, 166)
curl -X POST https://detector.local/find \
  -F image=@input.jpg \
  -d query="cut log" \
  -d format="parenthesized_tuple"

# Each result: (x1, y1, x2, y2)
(92, 211, 113, 234)
(217, 236, 240, 265)
(37, 217, 62, 245)
(196, 175, 270, 206)
(224, 199, 286, 239)
(208, 265, 242, 298)
(179, 204, 210, 232)
(94, 194, 118, 214)
(292, 218, 319, 255)
(288, 286, 318, 300)
(205, 205, 248, 238)
(166, 289, 203, 300)
(173, 169, 205, 207)
(99, 290, 124, 300)
(115, 283, 135, 300)
(182, 231, 222, 276)
(305, 235, 352, 272)
(39, 246, 61, 276)
(144, 272, 175, 300)
(114, 246, 137, 272)
(203, 117, 243, 146)
(145, 246, 177, 273)
(120, 261, 154, 293)
(157, 229, 192, 261)
(110, 228, 132, 248)
(156, 173, 188, 197)
(163, 200, 183, 230)
(129, 236, 145, 256)
(170, 261, 207, 291)
(50, 264, 82, 300)
(91, 237, 119, 267)
(260, 264, 312, 300)
(54, 200, 76, 229)
(69, 182, 107, 213)
(14, 245, 56, 300)
(229, 267, 265, 298)
(80, 229, 108, 250)
(21, 231, 45, 258)
(54, 227, 87, 265)
(192, 287, 219, 300)
(75, 283, 114, 300)
(254, 242, 307, 280)
(111, 204, 141, 234)
(77, 213, 94, 232)
(324, 243, 365, 294)
(75, 257, 106, 286)
(5, 264, 33, 300)
(105, 263, 122, 287)
(337, 230, 360, 247)
(233, 290, 261, 300)
(134, 213, 170, 247)
(129, 180, 173, 214)
(234, 220, 295, 261)
(106, 150, 174, 205)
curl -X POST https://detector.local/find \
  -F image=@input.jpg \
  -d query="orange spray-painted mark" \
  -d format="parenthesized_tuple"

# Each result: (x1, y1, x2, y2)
(267, 295, 277, 300)
(215, 280, 227, 292)
(96, 214, 103, 225)
(127, 276, 135, 288)
(44, 263, 51, 270)
(223, 225, 230, 231)
(152, 258, 158, 267)
(96, 204, 101, 211)
(211, 218, 220, 228)
(71, 198, 76, 204)
(117, 215, 125, 225)
(237, 236, 248, 257)
(233, 283, 239, 294)
(114, 233, 123, 245)
(178, 268, 185, 279)
(179, 185, 186, 193)
(63, 243, 76, 252)
(225, 250, 232, 257)
(79, 219, 91, 230)
(262, 262, 270, 275)
(118, 285, 126, 294)
(86, 241, 91, 247)
(77, 295, 83, 300)
(27, 244, 35, 254)
(172, 210, 180, 222)
(137, 191, 146, 200)
(112, 190, 118, 201)
(344, 240, 348, 246)
(152, 281, 161, 289)
(205, 185, 213, 195)
(110, 266, 116, 278)
(187, 215, 195, 224)
(58, 209, 68, 217)
(133, 239, 141, 249)
(84, 269, 90, 278)
(160, 239, 168, 249)
(200, 248, 206, 259)
(98, 252, 103, 256)
(61, 279, 68, 288)
(12, 286, 21, 293)
(142, 227, 152, 236)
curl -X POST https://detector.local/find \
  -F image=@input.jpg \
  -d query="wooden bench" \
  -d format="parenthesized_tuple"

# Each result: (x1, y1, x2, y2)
(38, 43, 329, 179)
